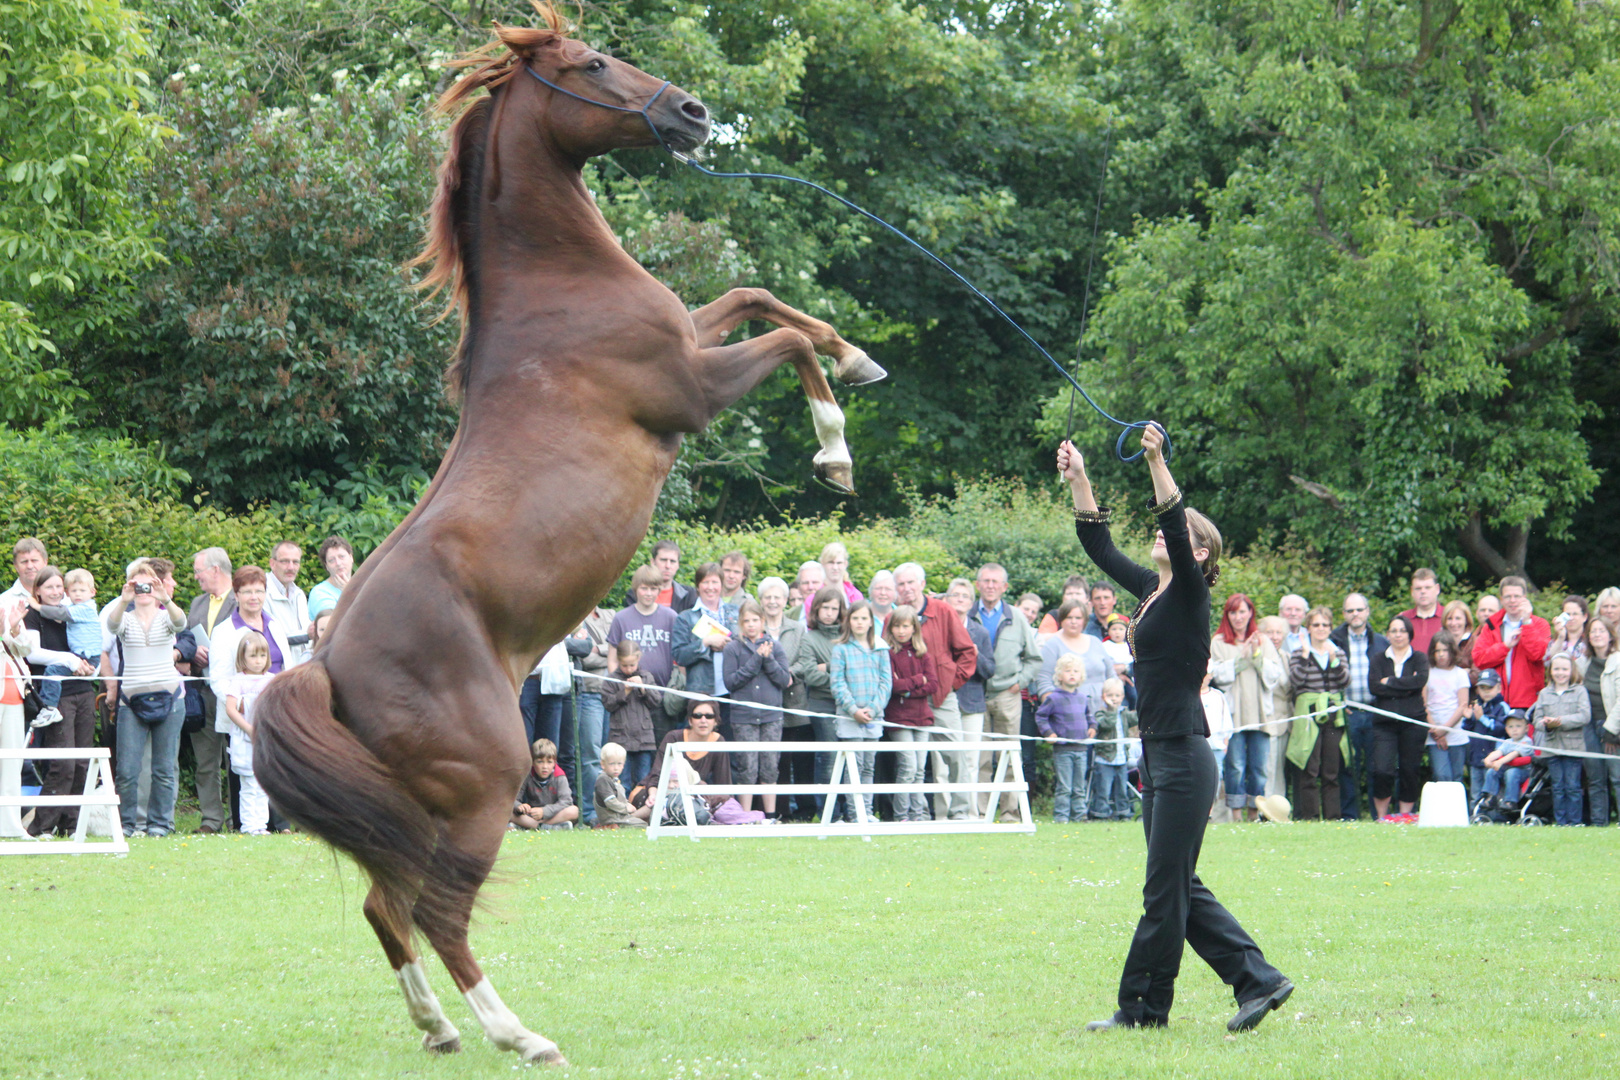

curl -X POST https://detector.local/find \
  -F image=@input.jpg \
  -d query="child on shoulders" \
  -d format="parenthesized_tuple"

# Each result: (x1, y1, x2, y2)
(594, 742, 650, 828)
(513, 738, 579, 830)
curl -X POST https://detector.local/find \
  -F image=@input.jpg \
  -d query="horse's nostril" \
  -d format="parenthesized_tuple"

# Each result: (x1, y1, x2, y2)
(681, 100, 708, 122)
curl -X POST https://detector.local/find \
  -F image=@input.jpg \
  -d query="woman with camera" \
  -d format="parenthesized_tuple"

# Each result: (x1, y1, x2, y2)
(104, 560, 187, 837)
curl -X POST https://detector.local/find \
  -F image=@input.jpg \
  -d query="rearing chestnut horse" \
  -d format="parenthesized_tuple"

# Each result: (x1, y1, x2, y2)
(252, 4, 882, 1066)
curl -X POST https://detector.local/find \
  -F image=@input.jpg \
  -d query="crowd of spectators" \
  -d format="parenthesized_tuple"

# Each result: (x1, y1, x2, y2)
(1, 535, 352, 838)
(4, 531, 1618, 840)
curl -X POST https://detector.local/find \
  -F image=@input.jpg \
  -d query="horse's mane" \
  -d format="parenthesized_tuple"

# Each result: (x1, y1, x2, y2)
(408, 1, 576, 393)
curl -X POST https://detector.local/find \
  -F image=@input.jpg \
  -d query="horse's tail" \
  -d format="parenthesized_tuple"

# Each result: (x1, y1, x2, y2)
(253, 661, 485, 943)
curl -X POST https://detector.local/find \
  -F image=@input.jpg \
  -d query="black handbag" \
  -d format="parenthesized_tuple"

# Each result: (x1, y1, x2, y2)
(125, 689, 177, 725)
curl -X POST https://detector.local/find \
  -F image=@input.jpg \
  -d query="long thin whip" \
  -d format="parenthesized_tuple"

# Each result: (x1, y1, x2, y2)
(524, 66, 1169, 461)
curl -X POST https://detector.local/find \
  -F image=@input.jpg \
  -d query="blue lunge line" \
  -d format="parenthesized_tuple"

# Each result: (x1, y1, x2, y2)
(524, 66, 1169, 462)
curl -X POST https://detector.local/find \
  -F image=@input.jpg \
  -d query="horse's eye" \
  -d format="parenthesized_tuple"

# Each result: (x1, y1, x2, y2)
(586, 59, 606, 73)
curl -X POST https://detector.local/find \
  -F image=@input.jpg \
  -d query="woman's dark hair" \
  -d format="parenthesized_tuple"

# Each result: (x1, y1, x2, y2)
(318, 536, 353, 562)
(808, 585, 848, 630)
(1387, 614, 1415, 639)
(685, 698, 719, 722)
(1563, 593, 1589, 615)
(1053, 601, 1086, 631)
(1427, 629, 1459, 667)
(29, 565, 64, 599)
(692, 561, 722, 588)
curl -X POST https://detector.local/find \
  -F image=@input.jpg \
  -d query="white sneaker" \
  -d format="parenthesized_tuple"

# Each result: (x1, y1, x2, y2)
(32, 707, 62, 728)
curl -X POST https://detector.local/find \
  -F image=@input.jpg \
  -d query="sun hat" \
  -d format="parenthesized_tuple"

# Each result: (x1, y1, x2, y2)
(1255, 794, 1292, 824)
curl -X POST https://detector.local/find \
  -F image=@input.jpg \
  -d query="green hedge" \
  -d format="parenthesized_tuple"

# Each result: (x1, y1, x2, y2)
(0, 423, 311, 595)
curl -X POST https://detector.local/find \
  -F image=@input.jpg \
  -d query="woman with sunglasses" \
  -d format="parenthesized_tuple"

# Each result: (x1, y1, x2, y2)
(1059, 428, 1291, 1035)
(642, 699, 732, 818)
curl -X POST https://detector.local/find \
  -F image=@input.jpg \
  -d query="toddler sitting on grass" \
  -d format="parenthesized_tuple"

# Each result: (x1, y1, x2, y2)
(594, 742, 650, 828)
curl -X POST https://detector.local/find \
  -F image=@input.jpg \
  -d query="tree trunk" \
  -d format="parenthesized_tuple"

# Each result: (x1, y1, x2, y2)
(1457, 512, 1536, 589)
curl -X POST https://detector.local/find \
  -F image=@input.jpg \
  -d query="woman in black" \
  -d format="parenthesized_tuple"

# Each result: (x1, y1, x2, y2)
(1058, 429, 1291, 1032)
(1367, 615, 1430, 818)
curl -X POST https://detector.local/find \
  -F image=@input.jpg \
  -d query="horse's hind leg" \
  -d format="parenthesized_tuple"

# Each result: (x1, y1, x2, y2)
(418, 811, 568, 1066)
(364, 883, 462, 1052)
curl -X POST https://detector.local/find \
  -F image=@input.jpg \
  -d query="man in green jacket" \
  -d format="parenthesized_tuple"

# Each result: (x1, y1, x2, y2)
(971, 563, 1042, 820)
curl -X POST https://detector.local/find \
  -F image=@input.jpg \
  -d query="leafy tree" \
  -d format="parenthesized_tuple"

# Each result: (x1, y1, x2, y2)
(1065, 0, 1616, 591)
(77, 73, 461, 503)
(0, 0, 168, 413)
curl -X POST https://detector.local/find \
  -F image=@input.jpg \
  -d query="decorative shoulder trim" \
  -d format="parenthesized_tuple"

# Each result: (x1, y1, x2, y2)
(1147, 488, 1183, 516)
(1073, 506, 1113, 525)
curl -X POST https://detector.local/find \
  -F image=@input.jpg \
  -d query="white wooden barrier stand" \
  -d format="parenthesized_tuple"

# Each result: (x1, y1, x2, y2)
(0, 747, 127, 855)
(645, 739, 1035, 841)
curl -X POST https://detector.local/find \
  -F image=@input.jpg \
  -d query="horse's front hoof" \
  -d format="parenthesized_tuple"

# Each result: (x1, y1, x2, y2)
(814, 460, 855, 494)
(525, 1047, 568, 1067)
(833, 349, 887, 386)
(423, 1035, 461, 1054)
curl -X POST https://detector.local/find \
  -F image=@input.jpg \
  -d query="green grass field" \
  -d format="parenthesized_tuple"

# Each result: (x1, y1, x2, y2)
(3, 821, 1617, 1079)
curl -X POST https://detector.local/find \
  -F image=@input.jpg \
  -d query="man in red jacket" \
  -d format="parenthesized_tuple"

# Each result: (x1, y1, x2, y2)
(1471, 577, 1550, 709)
(893, 562, 978, 819)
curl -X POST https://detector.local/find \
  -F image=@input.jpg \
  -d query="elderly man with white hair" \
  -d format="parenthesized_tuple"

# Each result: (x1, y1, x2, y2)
(1278, 594, 1309, 656)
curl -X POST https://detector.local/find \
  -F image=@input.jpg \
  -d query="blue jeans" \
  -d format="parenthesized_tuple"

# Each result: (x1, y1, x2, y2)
(1090, 760, 1131, 820)
(1053, 748, 1089, 822)
(519, 676, 565, 749)
(1428, 743, 1467, 786)
(1340, 709, 1375, 819)
(575, 691, 605, 825)
(624, 750, 654, 790)
(1223, 730, 1270, 809)
(1470, 764, 1493, 805)
(1548, 756, 1584, 825)
(116, 693, 185, 836)
(810, 709, 839, 815)
(1484, 765, 1528, 804)
(38, 661, 81, 709)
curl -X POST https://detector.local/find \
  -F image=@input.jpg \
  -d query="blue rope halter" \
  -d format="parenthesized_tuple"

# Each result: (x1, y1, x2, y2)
(523, 65, 1170, 463)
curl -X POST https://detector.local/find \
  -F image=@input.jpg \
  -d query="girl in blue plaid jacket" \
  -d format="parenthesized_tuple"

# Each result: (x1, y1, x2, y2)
(831, 602, 892, 822)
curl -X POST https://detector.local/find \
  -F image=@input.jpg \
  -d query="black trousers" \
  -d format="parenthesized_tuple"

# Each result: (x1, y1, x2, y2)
(1116, 734, 1283, 1024)
(1370, 719, 1426, 804)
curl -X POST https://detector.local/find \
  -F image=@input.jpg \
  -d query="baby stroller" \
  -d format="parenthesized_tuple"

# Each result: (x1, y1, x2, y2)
(1470, 717, 1554, 825)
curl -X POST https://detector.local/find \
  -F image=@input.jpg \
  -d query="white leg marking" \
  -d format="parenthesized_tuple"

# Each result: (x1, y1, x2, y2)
(396, 961, 461, 1050)
(464, 977, 566, 1064)
(807, 396, 853, 469)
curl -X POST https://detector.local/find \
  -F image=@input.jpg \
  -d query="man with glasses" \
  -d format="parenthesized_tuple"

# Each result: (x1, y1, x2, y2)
(265, 541, 312, 666)
(1330, 593, 1386, 820)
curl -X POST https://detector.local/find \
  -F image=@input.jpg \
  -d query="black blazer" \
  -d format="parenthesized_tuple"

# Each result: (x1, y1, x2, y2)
(1368, 648, 1429, 722)
(1330, 623, 1389, 700)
